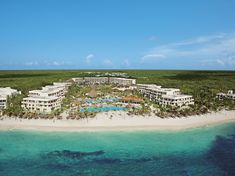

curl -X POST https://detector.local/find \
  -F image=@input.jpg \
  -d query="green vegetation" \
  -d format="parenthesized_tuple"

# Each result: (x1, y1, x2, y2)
(1, 70, 234, 93)
(0, 70, 235, 117)
(2, 94, 24, 117)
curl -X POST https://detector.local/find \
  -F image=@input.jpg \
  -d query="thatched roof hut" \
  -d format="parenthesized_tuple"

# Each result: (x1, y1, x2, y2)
(87, 89, 97, 98)
(121, 96, 144, 104)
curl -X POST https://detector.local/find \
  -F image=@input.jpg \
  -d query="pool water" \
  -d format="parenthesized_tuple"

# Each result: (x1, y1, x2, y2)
(80, 106, 127, 112)
(84, 97, 120, 103)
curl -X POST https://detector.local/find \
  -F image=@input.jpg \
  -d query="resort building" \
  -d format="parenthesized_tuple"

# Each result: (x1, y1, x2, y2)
(160, 94, 194, 107)
(28, 86, 65, 99)
(22, 82, 71, 113)
(71, 77, 84, 84)
(53, 82, 72, 90)
(109, 77, 136, 86)
(137, 84, 161, 94)
(112, 85, 137, 91)
(137, 84, 194, 107)
(84, 77, 109, 84)
(103, 72, 128, 77)
(0, 87, 21, 109)
(216, 90, 235, 100)
(21, 96, 61, 113)
(71, 77, 136, 86)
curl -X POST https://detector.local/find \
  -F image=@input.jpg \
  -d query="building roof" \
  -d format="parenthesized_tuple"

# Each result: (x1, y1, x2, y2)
(0, 87, 20, 98)
(217, 92, 226, 96)
(29, 86, 63, 95)
(162, 94, 193, 100)
(0, 97, 7, 100)
(53, 82, 72, 86)
(87, 89, 97, 98)
(23, 96, 59, 101)
(137, 84, 160, 87)
(122, 96, 144, 103)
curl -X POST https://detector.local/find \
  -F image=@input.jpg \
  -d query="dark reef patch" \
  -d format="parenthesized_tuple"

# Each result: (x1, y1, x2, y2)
(92, 158, 121, 164)
(45, 163, 71, 170)
(42, 150, 105, 160)
(207, 134, 235, 176)
(92, 156, 159, 165)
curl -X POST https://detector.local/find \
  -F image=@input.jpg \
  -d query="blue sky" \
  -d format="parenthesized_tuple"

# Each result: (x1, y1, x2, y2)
(0, 0, 235, 70)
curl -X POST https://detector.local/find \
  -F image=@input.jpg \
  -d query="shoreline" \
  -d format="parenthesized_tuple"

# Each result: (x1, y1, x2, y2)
(0, 110, 235, 132)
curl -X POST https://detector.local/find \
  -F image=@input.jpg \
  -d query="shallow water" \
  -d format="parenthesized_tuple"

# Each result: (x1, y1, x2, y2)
(1, 122, 235, 176)
(80, 106, 127, 112)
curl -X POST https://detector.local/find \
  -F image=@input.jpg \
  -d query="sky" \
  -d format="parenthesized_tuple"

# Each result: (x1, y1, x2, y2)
(0, 0, 235, 70)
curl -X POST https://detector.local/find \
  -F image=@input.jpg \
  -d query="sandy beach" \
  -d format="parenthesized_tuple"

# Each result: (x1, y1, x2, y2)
(0, 110, 235, 132)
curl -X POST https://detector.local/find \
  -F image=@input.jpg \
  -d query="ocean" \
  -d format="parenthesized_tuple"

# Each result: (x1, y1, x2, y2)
(1, 122, 235, 176)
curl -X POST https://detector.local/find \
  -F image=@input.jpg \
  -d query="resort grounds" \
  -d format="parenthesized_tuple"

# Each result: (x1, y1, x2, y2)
(1, 70, 235, 132)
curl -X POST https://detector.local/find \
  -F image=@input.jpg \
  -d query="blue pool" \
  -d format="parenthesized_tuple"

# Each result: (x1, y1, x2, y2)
(84, 97, 120, 103)
(80, 106, 127, 112)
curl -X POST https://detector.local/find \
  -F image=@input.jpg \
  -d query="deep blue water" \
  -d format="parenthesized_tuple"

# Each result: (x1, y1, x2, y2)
(1, 122, 235, 176)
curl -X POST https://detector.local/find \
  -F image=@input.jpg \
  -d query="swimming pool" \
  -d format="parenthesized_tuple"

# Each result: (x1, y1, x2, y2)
(84, 97, 120, 103)
(80, 106, 127, 112)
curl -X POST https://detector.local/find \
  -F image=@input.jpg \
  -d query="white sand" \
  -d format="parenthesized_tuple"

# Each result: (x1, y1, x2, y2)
(0, 110, 235, 132)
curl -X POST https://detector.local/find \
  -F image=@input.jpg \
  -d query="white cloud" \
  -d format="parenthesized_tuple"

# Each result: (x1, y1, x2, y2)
(85, 54, 94, 64)
(24, 60, 69, 67)
(216, 59, 225, 66)
(141, 54, 165, 63)
(52, 61, 61, 66)
(216, 56, 235, 66)
(173, 33, 226, 46)
(44, 60, 67, 66)
(24, 61, 39, 66)
(103, 59, 113, 66)
(149, 35, 159, 41)
(122, 59, 130, 67)
(142, 32, 235, 68)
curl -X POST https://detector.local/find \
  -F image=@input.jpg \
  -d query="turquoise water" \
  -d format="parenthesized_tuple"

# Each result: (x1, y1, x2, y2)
(1, 122, 235, 175)
(84, 97, 119, 103)
(80, 106, 127, 112)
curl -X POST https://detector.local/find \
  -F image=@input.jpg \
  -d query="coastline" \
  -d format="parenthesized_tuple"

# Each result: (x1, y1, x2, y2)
(0, 110, 235, 132)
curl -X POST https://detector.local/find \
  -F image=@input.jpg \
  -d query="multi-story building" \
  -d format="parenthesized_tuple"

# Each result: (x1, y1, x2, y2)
(84, 77, 109, 84)
(71, 77, 84, 84)
(22, 82, 71, 113)
(103, 72, 128, 77)
(0, 87, 21, 109)
(216, 90, 235, 100)
(160, 94, 194, 107)
(72, 77, 136, 86)
(109, 77, 136, 86)
(21, 96, 61, 113)
(137, 84, 194, 107)
(53, 82, 72, 90)
(28, 86, 64, 98)
(137, 84, 161, 91)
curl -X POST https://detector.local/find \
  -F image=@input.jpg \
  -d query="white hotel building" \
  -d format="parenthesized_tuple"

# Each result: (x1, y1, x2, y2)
(84, 77, 109, 84)
(109, 77, 136, 86)
(21, 96, 61, 113)
(0, 87, 21, 110)
(21, 82, 71, 113)
(138, 84, 194, 107)
(72, 77, 136, 86)
(216, 90, 235, 100)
